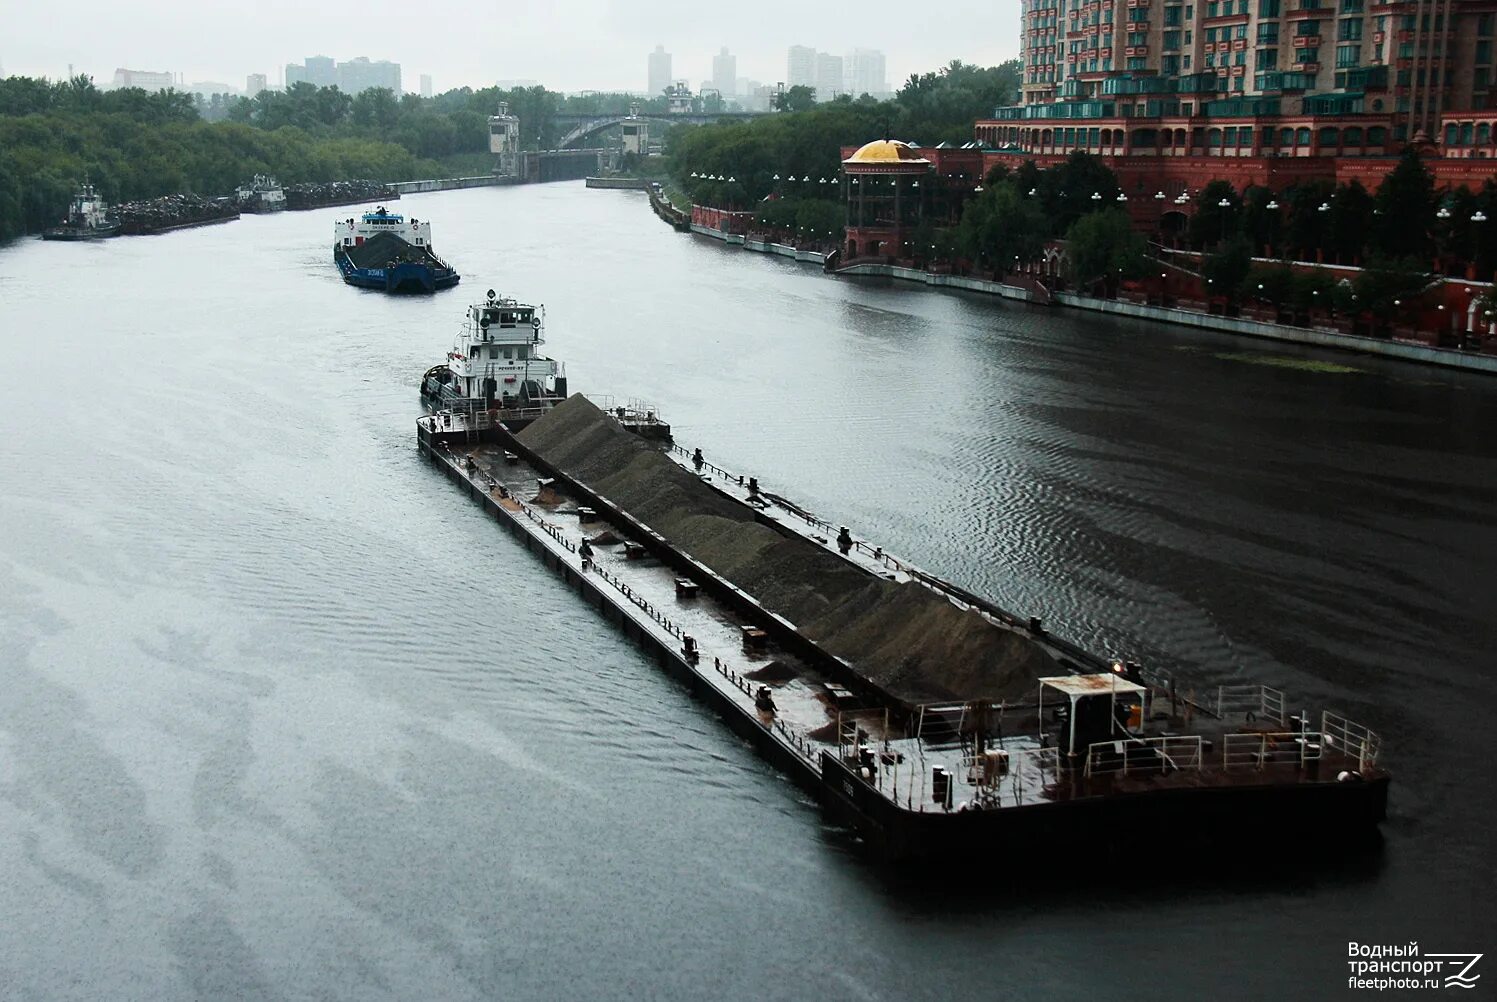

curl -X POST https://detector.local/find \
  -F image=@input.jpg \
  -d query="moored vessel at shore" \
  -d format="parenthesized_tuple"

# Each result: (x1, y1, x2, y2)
(41, 183, 120, 241)
(334, 206, 460, 293)
(235, 174, 287, 213)
(420, 290, 567, 421)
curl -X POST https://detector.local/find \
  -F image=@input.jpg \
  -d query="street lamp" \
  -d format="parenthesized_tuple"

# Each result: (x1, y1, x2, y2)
(1437, 206, 1452, 220)
(1217, 198, 1231, 243)
(1155, 191, 1166, 201)
(1116, 192, 1128, 202)
(1266, 200, 1279, 210)
(1091, 191, 1103, 202)
(1318, 202, 1330, 213)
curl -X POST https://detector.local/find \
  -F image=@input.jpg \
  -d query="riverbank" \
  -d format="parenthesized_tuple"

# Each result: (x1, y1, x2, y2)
(684, 217, 1497, 376)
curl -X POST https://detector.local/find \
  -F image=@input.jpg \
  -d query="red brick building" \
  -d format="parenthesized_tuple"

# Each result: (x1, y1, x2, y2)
(978, 0, 1497, 204)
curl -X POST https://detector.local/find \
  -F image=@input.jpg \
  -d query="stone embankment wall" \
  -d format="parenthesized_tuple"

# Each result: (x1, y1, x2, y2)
(518, 396, 1059, 704)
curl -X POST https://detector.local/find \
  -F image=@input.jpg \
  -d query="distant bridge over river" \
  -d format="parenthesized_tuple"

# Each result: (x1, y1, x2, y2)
(551, 111, 771, 149)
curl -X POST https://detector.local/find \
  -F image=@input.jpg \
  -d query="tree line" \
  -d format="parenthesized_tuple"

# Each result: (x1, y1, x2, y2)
(0, 74, 660, 243)
(666, 60, 1022, 209)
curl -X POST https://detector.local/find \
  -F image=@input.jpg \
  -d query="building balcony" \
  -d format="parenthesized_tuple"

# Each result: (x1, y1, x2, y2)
(1293, 61, 1321, 72)
(1233, 39, 1248, 50)
(1125, 46, 1150, 56)
(1284, 6, 1327, 18)
(1292, 35, 1322, 47)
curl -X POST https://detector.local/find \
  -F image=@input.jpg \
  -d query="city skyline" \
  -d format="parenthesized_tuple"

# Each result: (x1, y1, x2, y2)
(0, 0, 1021, 94)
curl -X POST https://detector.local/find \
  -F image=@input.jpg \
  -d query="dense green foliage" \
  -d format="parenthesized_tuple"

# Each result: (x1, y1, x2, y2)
(1066, 208, 1151, 288)
(0, 74, 677, 242)
(667, 60, 1021, 206)
(1185, 149, 1497, 277)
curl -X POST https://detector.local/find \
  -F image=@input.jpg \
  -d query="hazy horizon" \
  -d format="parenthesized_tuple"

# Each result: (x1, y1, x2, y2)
(2, 0, 1021, 94)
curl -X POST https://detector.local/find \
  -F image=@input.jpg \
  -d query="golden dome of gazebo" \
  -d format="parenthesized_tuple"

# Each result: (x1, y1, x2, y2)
(842, 139, 932, 169)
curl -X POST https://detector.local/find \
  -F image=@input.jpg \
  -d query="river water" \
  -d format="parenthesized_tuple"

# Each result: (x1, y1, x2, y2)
(2, 183, 1494, 1000)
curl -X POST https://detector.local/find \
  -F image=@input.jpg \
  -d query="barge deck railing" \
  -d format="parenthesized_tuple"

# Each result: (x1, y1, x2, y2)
(1322, 711, 1382, 771)
(1084, 735, 1205, 777)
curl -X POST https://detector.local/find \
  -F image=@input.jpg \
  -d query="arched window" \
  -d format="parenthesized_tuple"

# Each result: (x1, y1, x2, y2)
(1479, 123, 1492, 145)
(1344, 126, 1363, 146)
(1208, 127, 1223, 147)
(1296, 127, 1312, 145)
(1319, 126, 1340, 146)
(1460, 122, 1475, 145)
(1279, 127, 1294, 145)
(1446, 123, 1460, 145)
(1368, 126, 1387, 145)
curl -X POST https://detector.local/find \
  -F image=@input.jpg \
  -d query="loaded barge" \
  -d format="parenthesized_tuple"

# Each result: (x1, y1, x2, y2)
(335, 206, 459, 293)
(417, 392, 1389, 862)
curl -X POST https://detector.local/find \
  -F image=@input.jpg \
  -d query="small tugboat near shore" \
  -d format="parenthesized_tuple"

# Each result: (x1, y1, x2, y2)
(42, 183, 119, 241)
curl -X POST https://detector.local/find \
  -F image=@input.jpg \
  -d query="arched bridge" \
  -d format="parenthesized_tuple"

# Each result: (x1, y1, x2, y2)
(552, 111, 771, 149)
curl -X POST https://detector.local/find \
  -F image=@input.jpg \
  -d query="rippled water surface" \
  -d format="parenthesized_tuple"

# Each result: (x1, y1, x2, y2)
(2, 184, 1495, 1000)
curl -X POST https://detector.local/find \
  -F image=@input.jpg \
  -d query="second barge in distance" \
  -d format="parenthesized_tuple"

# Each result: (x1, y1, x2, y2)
(335, 206, 459, 293)
(417, 391, 1389, 863)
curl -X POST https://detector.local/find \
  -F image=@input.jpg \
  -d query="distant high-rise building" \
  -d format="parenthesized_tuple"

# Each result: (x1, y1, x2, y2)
(246, 73, 267, 97)
(110, 68, 175, 92)
(284, 63, 306, 87)
(648, 45, 672, 97)
(712, 47, 737, 98)
(338, 56, 400, 95)
(420, 74, 433, 98)
(849, 48, 887, 98)
(304, 55, 337, 87)
(787, 45, 816, 89)
(815, 53, 843, 101)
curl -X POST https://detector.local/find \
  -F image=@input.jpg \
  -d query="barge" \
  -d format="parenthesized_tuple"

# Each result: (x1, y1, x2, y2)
(416, 396, 1389, 862)
(335, 206, 459, 293)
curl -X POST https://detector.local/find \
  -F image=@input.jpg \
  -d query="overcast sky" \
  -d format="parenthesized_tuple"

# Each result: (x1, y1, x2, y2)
(2, 0, 1022, 93)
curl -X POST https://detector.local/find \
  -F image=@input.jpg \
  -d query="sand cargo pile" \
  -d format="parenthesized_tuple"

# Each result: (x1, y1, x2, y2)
(518, 395, 1061, 705)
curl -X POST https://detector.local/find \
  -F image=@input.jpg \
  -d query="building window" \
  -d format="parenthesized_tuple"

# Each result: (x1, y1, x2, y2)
(1258, 23, 1279, 42)
(1127, 57, 1148, 69)
(1338, 18, 1362, 40)
(1258, 48, 1278, 69)
(1164, 31, 1182, 49)
(1297, 20, 1320, 35)
(1478, 41, 1493, 64)
(1480, 13, 1494, 36)
(1259, 0, 1280, 13)
(1336, 45, 1359, 67)
(1165, 4, 1183, 24)
(1480, 123, 1493, 145)
(1207, 0, 1219, 15)
(1341, 0, 1363, 10)
(1299, 47, 1320, 63)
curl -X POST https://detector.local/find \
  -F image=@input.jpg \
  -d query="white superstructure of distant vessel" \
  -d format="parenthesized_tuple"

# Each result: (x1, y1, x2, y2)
(235, 174, 287, 213)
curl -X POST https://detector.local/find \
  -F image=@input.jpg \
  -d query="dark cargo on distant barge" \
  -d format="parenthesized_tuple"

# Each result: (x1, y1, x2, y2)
(333, 206, 459, 294)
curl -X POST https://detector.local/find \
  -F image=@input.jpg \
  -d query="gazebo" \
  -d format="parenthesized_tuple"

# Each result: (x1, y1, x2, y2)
(841, 139, 933, 261)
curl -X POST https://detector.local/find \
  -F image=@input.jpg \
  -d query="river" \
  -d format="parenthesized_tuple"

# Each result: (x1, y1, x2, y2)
(2, 183, 1494, 1000)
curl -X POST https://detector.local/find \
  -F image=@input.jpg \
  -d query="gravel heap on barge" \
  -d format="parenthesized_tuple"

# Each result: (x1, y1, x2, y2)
(520, 396, 1060, 704)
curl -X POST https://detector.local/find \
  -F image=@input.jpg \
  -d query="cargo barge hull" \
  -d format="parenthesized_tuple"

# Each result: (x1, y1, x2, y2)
(418, 410, 1389, 864)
